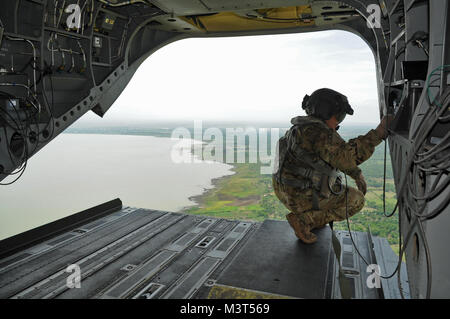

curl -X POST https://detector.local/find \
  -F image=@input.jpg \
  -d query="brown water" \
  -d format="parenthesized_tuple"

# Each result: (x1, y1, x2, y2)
(0, 133, 234, 240)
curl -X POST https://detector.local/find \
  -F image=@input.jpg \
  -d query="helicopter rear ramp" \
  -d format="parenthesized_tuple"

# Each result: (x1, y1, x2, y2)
(0, 199, 408, 299)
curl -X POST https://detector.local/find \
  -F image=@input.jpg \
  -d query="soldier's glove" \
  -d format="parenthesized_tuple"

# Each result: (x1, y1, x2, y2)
(355, 172, 367, 195)
(375, 115, 394, 140)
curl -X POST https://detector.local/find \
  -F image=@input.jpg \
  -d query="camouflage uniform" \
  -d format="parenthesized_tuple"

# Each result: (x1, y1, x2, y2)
(273, 116, 383, 231)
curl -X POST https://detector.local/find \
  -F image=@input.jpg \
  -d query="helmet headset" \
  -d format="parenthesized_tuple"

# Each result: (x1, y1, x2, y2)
(302, 88, 354, 124)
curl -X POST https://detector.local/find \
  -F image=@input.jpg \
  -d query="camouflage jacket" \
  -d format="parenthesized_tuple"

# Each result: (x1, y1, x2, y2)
(280, 116, 383, 182)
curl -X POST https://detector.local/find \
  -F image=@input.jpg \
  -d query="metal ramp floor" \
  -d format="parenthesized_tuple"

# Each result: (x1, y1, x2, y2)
(0, 199, 408, 299)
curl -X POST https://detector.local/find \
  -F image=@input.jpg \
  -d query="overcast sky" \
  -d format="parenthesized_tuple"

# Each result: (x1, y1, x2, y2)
(80, 30, 380, 125)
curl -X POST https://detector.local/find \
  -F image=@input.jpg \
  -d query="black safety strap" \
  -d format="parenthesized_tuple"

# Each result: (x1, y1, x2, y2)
(288, 141, 337, 178)
(329, 222, 353, 299)
(278, 177, 311, 189)
(282, 161, 314, 180)
(312, 189, 320, 210)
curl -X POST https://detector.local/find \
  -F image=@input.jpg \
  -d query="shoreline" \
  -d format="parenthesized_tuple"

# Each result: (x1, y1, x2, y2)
(176, 139, 237, 213)
(180, 165, 237, 213)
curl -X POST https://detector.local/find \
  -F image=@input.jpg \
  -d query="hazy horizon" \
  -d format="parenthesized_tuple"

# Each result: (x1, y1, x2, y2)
(75, 30, 380, 125)
(69, 117, 380, 129)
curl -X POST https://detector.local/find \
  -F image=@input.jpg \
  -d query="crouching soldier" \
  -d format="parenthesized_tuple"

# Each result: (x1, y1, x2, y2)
(273, 88, 391, 244)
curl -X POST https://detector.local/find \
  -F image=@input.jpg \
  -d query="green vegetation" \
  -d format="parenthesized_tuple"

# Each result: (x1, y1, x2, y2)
(187, 163, 291, 221)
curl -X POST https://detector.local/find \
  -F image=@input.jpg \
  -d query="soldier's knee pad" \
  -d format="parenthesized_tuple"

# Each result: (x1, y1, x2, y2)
(347, 188, 365, 215)
(354, 191, 365, 213)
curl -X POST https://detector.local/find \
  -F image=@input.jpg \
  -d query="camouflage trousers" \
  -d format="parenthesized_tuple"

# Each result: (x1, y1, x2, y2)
(272, 176, 365, 229)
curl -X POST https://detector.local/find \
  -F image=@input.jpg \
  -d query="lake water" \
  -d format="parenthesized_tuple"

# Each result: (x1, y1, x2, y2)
(0, 134, 234, 240)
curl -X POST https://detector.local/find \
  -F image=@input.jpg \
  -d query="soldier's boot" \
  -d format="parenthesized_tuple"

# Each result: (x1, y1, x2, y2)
(286, 213, 317, 244)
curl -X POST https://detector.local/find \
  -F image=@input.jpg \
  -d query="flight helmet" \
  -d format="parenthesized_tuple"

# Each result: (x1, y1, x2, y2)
(302, 88, 354, 124)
